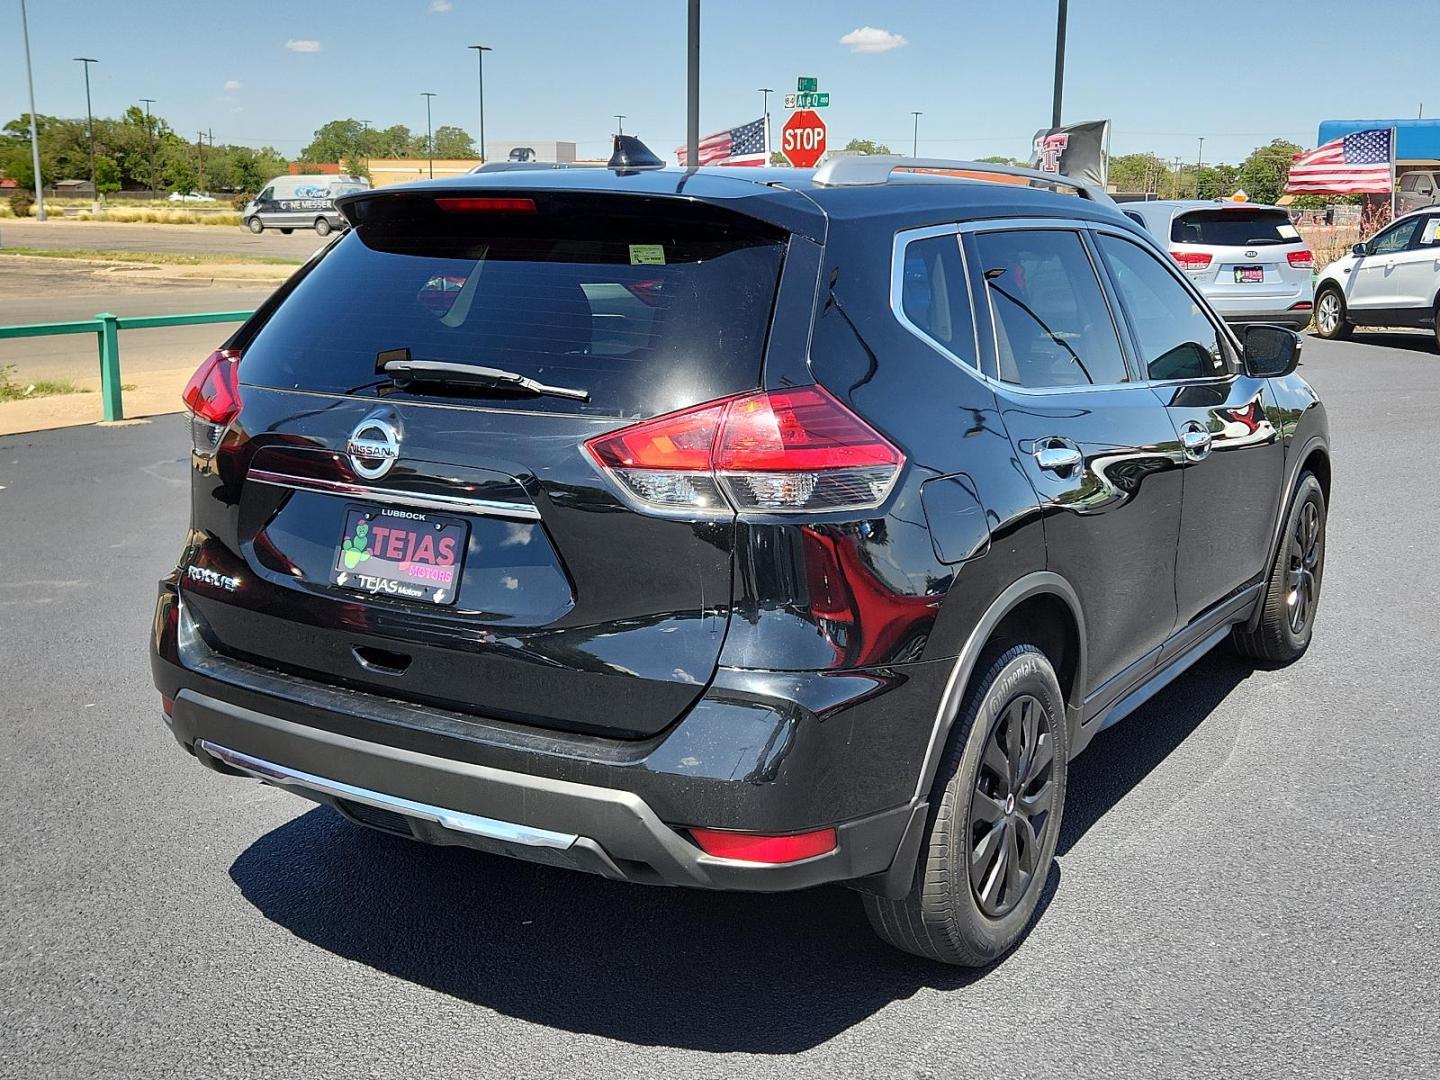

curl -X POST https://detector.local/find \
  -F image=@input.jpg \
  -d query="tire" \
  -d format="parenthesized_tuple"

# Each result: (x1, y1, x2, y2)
(1313, 285, 1353, 340)
(245, 216, 263, 234)
(1432, 305, 1440, 353)
(280, 228, 294, 235)
(864, 644, 1068, 966)
(1233, 472, 1326, 664)
(314, 217, 332, 237)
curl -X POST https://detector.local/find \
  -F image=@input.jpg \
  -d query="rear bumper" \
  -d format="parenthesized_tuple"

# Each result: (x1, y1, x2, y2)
(152, 585, 934, 893)
(1206, 285, 1314, 330)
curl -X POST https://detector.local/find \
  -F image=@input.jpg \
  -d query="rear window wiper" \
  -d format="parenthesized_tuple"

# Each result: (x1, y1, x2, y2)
(380, 357, 590, 402)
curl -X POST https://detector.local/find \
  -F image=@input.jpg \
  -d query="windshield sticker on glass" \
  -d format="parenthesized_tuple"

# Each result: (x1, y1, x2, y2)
(629, 244, 666, 265)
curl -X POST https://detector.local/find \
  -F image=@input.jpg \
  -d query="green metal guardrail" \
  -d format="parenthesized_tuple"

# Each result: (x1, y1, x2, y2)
(0, 310, 255, 422)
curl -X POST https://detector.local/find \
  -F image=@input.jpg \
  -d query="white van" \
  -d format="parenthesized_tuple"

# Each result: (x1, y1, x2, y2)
(242, 174, 370, 236)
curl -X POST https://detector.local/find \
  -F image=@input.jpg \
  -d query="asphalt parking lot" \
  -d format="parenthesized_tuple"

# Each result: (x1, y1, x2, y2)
(1, 219, 325, 260)
(1, 333, 1437, 1079)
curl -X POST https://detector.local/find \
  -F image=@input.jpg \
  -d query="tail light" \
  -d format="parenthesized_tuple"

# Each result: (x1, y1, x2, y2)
(182, 348, 241, 452)
(1170, 250, 1213, 271)
(689, 826, 837, 863)
(1287, 249, 1314, 268)
(584, 385, 904, 515)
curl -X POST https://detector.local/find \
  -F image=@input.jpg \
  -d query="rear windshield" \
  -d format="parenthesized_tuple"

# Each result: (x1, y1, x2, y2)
(1171, 209, 1299, 247)
(239, 193, 787, 416)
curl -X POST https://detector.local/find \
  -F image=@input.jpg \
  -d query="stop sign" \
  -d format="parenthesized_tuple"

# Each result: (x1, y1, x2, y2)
(781, 110, 827, 168)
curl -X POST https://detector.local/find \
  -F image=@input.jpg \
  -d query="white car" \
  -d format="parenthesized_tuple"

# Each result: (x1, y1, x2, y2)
(1313, 209, 1440, 347)
(1121, 200, 1315, 329)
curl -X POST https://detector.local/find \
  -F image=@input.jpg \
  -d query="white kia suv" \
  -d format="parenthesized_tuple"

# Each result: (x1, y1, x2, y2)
(1313, 209, 1440, 347)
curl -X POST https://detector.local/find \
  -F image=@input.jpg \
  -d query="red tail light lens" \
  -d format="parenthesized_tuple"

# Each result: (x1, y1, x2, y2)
(1170, 250, 1213, 271)
(583, 386, 904, 515)
(183, 348, 241, 452)
(435, 196, 537, 214)
(1287, 249, 1314, 268)
(183, 348, 241, 424)
(689, 826, 837, 864)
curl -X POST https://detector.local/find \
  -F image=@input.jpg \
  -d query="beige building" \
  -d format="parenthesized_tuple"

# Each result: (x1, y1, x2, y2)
(366, 159, 481, 188)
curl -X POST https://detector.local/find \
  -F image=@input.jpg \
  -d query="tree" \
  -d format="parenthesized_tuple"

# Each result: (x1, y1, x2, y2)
(1108, 152, 1173, 197)
(977, 154, 1023, 166)
(430, 125, 476, 158)
(299, 118, 366, 164)
(769, 149, 788, 166)
(842, 138, 892, 156)
(374, 124, 415, 158)
(94, 154, 121, 195)
(1237, 139, 1303, 206)
(341, 154, 370, 182)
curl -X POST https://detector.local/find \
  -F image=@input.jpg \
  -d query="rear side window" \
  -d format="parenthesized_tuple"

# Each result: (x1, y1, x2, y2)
(899, 234, 977, 367)
(1097, 235, 1229, 382)
(973, 229, 1129, 388)
(1171, 209, 1299, 247)
(239, 193, 788, 417)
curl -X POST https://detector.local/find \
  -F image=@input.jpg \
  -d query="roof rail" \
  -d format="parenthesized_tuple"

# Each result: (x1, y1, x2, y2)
(811, 155, 1115, 206)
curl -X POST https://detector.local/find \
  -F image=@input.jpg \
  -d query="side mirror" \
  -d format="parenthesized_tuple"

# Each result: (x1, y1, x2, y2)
(1351, 242, 1369, 257)
(1243, 324, 1302, 378)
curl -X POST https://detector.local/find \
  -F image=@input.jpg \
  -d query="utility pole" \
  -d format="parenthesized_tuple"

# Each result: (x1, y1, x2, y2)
(422, 92, 437, 178)
(359, 120, 371, 173)
(1195, 136, 1205, 198)
(614, 114, 626, 136)
(1169, 155, 1183, 199)
(140, 98, 157, 197)
(74, 57, 100, 212)
(1051, 0, 1068, 130)
(911, 111, 923, 158)
(468, 45, 491, 163)
(19, 0, 46, 220)
(196, 131, 206, 193)
(685, 0, 699, 170)
(758, 87, 773, 158)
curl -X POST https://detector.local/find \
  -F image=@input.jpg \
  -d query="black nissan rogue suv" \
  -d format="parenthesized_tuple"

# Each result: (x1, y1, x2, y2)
(151, 151, 1330, 966)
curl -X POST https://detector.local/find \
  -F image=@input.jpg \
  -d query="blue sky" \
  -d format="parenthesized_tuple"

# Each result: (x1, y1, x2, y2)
(3, 0, 1433, 165)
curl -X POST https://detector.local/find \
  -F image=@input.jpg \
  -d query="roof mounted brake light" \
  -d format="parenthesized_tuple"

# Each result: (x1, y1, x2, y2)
(435, 197, 537, 214)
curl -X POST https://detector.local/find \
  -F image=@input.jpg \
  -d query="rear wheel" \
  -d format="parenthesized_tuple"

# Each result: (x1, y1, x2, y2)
(1314, 286, 1352, 339)
(245, 216, 263, 234)
(1432, 305, 1440, 352)
(314, 217, 332, 237)
(1233, 472, 1326, 664)
(864, 644, 1067, 966)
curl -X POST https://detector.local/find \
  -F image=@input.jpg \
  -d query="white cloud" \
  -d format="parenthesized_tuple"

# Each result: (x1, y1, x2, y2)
(223, 79, 243, 91)
(284, 39, 322, 53)
(230, 106, 244, 114)
(429, 0, 453, 10)
(839, 26, 908, 53)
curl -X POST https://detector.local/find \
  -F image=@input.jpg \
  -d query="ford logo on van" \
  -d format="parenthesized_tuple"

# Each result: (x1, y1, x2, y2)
(347, 417, 401, 479)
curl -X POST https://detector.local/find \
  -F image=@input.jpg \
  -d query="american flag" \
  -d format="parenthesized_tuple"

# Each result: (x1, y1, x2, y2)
(1284, 129, 1394, 195)
(675, 117, 767, 167)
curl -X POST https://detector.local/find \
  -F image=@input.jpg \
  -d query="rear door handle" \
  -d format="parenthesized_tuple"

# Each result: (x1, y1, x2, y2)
(1180, 424, 1213, 459)
(1034, 442, 1083, 474)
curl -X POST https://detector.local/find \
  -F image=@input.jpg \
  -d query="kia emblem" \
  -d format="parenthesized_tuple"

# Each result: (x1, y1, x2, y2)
(1244, 249, 1258, 258)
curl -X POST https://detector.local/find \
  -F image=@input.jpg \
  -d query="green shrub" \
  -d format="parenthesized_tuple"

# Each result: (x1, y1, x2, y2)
(231, 192, 256, 211)
(8, 190, 34, 217)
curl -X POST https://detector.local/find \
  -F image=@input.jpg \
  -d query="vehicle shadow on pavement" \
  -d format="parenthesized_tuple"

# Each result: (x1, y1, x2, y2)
(1339, 330, 1438, 355)
(229, 810, 1057, 1052)
(1056, 649, 1255, 856)
(226, 652, 1249, 1052)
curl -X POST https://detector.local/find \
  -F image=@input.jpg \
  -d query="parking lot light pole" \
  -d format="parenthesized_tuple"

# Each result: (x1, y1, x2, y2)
(911, 111, 922, 158)
(140, 99, 157, 197)
(685, 0, 699, 170)
(73, 57, 100, 213)
(422, 92, 437, 178)
(19, 0, 46, 220)
(758, 87, 773, 156)
(467, 45, 491, 164)
(1051, 0, 1068, 129)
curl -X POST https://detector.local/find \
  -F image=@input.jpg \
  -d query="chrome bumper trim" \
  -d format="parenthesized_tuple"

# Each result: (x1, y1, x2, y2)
(197, 740, 578, 850)
(247, 469, 542, 520)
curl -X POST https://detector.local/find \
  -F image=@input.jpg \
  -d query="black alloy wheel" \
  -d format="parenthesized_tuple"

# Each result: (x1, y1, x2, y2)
(968, 694, 1055, 918)
(1287, 497, 1322, 635)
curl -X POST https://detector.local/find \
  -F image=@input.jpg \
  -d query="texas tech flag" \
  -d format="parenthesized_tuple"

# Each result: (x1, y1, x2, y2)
(1028, 119, 1110, 187)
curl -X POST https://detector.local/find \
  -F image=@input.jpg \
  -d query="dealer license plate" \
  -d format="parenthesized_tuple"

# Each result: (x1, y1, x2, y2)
(330, 506, 467, 605)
